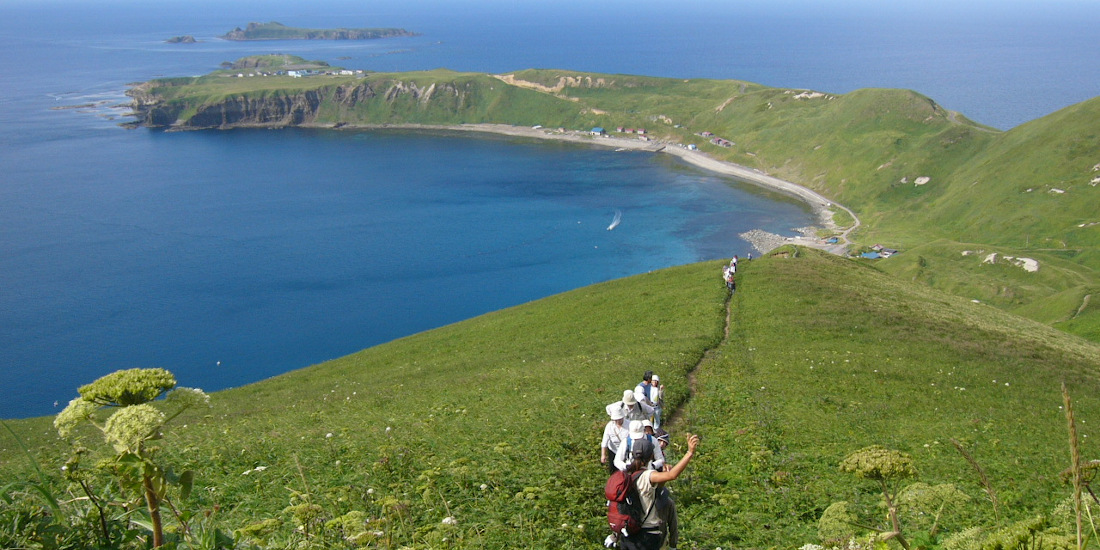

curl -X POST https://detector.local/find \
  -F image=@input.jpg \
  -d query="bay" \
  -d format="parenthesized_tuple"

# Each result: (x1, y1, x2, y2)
(2, 0, 1098, 418)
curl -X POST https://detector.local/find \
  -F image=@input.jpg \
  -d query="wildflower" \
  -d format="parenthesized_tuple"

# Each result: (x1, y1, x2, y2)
(442, 516, 457, 525)
(78, 368, 176, 406)
(480, 484, 488, 490)
(54, 397, 99, 438)
(367, 488, 375, 494)
(840, 446, 916, 480)
(165, 386, 210, 409)
(326, 432, 333, 438)
(103, 404, 165, 453)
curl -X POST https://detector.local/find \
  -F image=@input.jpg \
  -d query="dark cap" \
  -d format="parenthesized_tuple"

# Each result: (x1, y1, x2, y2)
(631, 437, 655, 462)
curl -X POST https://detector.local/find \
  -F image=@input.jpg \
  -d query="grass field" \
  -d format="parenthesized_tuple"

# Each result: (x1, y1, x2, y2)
(4, 249, 1098, 548)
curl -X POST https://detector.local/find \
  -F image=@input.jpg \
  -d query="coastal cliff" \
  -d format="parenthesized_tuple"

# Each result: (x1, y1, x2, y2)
(127, 77, 485, 130)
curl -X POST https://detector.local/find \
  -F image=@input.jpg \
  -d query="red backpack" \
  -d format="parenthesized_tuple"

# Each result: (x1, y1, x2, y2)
(605, 470, 645, 536)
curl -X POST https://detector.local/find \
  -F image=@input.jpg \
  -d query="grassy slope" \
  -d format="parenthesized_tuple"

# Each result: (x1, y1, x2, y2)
(689, 247, 1100, 547)
(4, 251, 1099, 548)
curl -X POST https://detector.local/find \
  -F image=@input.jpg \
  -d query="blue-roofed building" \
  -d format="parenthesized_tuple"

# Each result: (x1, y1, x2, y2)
(861, 252, 881, 259)
(591, 127, 606, 136)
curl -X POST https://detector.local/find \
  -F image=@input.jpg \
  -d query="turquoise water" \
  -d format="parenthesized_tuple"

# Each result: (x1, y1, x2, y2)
(2, 0, 1098, 418)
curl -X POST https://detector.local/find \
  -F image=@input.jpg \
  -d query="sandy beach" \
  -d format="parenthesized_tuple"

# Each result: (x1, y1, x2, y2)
(333, 122, 860, 255)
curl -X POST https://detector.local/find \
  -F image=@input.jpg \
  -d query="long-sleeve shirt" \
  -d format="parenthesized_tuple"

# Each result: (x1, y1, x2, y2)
(601, 421, 628, 456)
(613, 434, 666, 472)
(606, 400, 655, 422)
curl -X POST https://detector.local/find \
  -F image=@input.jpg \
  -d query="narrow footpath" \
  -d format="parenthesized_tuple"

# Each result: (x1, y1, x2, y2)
(664, 284, 733, 433)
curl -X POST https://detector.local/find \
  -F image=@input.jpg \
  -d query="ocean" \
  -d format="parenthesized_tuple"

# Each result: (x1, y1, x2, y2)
(2, 0, 1098, 418)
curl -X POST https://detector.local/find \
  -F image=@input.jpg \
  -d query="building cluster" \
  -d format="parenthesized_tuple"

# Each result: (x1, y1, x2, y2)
(698, 131, 733, 148)
(232, 69, 365, 78)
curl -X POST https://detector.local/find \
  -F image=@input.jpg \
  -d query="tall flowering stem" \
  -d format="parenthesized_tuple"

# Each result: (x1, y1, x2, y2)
(840, 445, 917, 550)
(1063, 382, 1084, 550)
(54, 368, 209, 548)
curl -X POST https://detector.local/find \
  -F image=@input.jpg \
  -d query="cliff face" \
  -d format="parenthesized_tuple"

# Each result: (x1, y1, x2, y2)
(127, 80, 477, 130)
(189, 91, 326, 128)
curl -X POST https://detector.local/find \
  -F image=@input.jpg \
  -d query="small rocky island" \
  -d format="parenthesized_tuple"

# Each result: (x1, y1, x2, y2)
(165, 35, 197, 44)
(221, 21, 416, 41)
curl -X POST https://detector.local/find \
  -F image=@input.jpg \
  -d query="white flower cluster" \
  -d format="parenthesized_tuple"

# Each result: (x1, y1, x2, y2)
(166, 387, 211, 409)
(104, 404, 165, 453)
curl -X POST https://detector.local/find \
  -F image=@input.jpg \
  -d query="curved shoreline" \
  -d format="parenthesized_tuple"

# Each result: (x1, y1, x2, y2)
(326, 122, 859, 255)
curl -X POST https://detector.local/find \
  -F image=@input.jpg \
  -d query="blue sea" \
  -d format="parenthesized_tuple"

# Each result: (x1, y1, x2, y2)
(2, 0, 1098, 418)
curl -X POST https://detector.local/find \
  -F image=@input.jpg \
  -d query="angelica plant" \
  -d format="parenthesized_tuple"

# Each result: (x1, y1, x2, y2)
(54, 368, 210, 548)
(839, 445, 918, 550)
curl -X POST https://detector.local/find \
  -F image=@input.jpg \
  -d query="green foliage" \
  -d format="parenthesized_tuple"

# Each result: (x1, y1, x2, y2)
(51, 368, 212, 548)
(820, 500, 860, 544)
(4, 252, 1100, 548)
(897, 482, 972, 534)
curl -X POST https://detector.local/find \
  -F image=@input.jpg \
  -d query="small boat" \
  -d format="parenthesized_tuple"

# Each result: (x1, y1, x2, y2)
(607, 209, 622, 230)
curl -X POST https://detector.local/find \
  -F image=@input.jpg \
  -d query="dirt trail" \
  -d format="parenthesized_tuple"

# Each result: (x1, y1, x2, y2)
(665, 285, 733, 433)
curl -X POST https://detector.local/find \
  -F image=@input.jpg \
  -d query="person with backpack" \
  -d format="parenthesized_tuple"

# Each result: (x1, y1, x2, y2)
(614, 420, 665, 472)
(606, 432, 701, 550)
(601, 407, 628, 473)
(607, 389, 655, 422)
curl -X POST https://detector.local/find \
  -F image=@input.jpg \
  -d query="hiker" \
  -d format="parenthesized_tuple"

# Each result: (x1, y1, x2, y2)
(615, 420, 665, 472)
(725, 270, 735, 292)
(608, 389, 655, 422)
(653, 429, 680, 550)
(619, 432, 701, 550)
(650, 375, 664, 429)
(634, 371, 656, 410)
(601, 407, 629, 473)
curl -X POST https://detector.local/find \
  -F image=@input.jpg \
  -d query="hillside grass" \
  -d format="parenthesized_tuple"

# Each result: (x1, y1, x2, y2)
(4, 250, 1099, 548)
(686, 247, 1100, 547)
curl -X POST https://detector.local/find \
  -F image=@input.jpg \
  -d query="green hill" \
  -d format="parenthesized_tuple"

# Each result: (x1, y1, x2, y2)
(4, 249, 1098, 548)
(123, 64, 1100, 341)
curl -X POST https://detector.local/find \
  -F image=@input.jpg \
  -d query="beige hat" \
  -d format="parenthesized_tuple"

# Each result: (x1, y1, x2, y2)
(622, 390, 637, 407)
(609, 407, 624, 420)
(628, 420, 646, 440)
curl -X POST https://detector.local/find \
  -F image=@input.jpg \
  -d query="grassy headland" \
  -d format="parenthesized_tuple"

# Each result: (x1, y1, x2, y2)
(3, 249, 1099, 548)
(124, 63, 1100, 342)
(221, 22, 416, 41)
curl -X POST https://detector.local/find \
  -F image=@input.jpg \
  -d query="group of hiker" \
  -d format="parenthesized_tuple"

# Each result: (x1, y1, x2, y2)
(600, 370, 701, 550)
(722, 255, 742, 292)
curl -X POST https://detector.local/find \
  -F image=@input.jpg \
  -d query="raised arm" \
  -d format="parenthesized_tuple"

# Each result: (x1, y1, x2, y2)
(649, 433, 700, 485)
